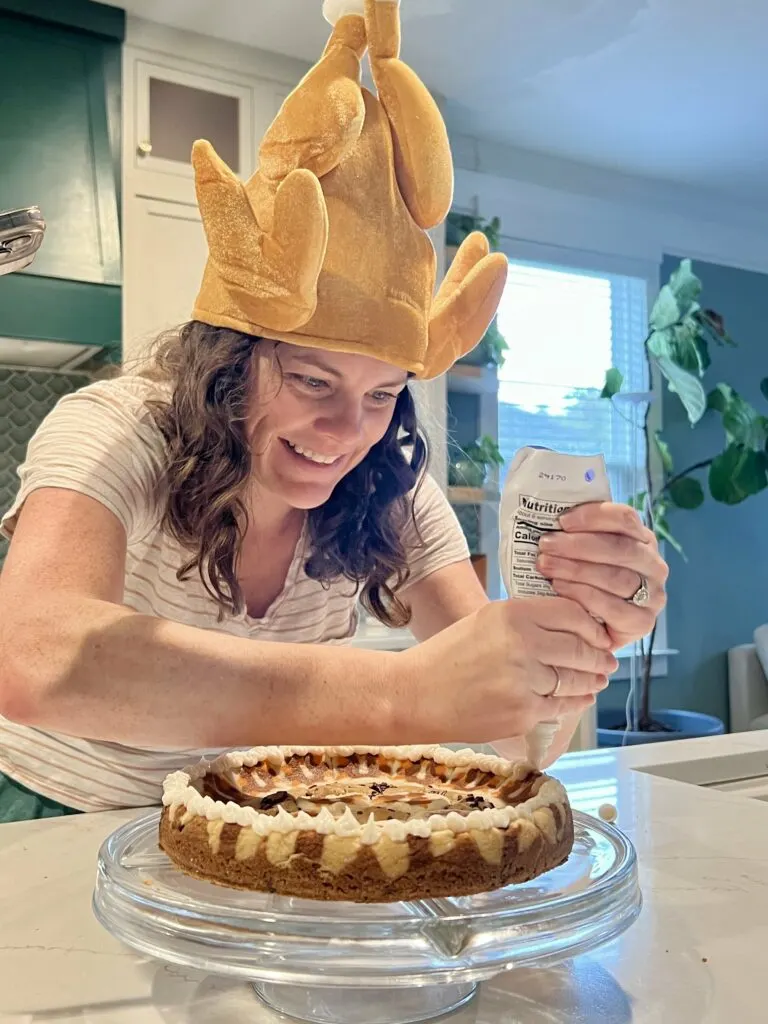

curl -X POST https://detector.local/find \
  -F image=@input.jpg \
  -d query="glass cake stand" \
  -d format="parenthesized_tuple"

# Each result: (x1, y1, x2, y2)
(92, 810, 641, 1024)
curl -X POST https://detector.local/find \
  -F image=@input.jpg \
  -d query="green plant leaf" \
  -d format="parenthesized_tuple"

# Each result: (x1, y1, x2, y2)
(600, 367, 624, 399)
(707, 385, 766, 448)
(481, 317, 508, 368)
(667, 259, 702, 318)
(723, 394, 765, 448)
(655, 355, 708, 425)
(709, 444, 768, 504)
(653, 514, 686, 559)
(483, 216, 502, 248)
(627, 491, 647, 512)
(649, 286, 680, 331)
(653, 432, 674, 474)
(696, 310, 732, 348)
(468, 435, 505, 467)
(668, 477, 705, 509)
(694, 334, 711, 372)
(761, 378, 768, 403)
(707, 383, 731, 414)
(668, 319, 703, 373)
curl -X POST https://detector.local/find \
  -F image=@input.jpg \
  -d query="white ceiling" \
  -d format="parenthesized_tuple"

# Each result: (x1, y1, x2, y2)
(108, 0, 768, 204)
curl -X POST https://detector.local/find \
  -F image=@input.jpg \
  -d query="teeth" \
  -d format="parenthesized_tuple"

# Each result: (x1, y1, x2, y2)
(286, 440, 340, 465)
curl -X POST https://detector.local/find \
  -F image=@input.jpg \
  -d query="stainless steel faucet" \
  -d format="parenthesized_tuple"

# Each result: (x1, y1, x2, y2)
(0, 206, 46, 275)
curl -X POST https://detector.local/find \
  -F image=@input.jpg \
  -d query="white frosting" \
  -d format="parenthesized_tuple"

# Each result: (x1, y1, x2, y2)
(526, 722, 560, 769)
(162, 745, 566, 842)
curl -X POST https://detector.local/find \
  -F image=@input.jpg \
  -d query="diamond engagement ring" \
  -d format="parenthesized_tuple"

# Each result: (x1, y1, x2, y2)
(630, 574, 650, 607)
(546, 666, 562, 698)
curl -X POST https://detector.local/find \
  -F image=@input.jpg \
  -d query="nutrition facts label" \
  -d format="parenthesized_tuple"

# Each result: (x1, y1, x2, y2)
(509, 494, 580, 598)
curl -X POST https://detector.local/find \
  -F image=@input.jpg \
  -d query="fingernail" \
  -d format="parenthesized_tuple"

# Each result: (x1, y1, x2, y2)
(539, 534, 555, 550)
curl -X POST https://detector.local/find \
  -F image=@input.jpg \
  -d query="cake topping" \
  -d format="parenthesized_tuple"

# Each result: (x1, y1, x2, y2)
(162, 745, 567, 844)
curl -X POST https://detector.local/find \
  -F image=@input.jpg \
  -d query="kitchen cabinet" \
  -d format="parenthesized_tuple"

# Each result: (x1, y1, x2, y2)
(0, 10, 121, 287)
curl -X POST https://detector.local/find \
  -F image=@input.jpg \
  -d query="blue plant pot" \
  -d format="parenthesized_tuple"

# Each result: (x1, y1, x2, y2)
(597, 708, 726, 747)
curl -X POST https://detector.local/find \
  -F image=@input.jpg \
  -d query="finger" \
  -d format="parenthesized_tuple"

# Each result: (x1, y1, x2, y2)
(539, 530, 668, 583)
(529, 663, 610, 698)
(519, 595, 613, 649)
(538, 553, 649, 601)
(532, 624, 619, 676)
(559, 501, 652, 542)
(551, 579, 661, 637)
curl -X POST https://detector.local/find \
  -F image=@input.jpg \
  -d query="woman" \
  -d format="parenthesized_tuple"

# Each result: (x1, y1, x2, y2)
(0, 0, 666, 820)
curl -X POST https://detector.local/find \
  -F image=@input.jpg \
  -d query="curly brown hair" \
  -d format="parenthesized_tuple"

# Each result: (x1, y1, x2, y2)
(139, 320, 428, 628)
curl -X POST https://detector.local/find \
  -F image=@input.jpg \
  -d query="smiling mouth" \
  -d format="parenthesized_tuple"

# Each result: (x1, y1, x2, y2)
(282, 439, 345, 466)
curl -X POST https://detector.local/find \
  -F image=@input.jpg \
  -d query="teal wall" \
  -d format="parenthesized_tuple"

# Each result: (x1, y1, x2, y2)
(656, 254, 768, 725)
(597, 255, 768, 727)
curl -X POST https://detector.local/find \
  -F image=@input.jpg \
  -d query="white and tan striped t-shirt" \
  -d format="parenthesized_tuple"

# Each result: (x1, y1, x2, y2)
(0, 375, 469, 811)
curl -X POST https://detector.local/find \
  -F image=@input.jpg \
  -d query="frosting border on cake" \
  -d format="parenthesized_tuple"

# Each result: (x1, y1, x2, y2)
(161, 745, 568, 844)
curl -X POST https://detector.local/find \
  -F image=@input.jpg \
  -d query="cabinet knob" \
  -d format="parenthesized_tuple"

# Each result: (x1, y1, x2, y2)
(137, 140, 153, 157)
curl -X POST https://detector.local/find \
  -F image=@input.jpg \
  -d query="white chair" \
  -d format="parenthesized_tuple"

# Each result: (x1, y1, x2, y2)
(728, 631, 768, 731)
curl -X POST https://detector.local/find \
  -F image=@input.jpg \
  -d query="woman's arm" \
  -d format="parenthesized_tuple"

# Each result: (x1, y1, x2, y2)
(401, 559, 488, 641)
(0, 490, 612, 753)
(0, 489, 409, 748)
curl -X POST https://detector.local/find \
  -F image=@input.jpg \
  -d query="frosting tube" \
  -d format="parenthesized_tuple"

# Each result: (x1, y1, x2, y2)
(497, 447, 613, 767)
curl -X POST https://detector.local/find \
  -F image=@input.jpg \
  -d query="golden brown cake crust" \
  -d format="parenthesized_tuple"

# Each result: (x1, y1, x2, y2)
(158, 746, 574, 903)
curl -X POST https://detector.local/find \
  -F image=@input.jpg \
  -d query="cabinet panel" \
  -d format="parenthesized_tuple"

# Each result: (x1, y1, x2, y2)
(122, 199, 207, 367)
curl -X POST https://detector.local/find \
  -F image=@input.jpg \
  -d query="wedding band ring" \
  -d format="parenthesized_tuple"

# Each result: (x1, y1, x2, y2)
(546, 666, 562, 699)
(630, 574, 650, 607)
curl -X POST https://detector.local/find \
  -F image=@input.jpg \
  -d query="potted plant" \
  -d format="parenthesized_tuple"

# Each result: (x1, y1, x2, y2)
(448, 435, 504, 489)
(446, 212, 501, 250)
(598, 258, 767, 743)
(446, 212, 509, 369)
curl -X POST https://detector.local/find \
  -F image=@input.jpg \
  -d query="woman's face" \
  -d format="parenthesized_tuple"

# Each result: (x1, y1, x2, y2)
(247, 342, 408, 511)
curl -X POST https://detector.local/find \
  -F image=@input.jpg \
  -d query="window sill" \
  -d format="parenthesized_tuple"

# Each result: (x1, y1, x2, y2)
(612, 647, 677, 681)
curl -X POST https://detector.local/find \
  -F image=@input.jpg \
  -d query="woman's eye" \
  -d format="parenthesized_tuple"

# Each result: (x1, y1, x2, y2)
(370, 391, 397, 404)
(291, 374, 328, 391)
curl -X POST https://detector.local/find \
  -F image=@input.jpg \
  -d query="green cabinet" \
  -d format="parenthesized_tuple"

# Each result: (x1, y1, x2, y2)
(0, 4, 123, 352)
(0, 11, 121, 286)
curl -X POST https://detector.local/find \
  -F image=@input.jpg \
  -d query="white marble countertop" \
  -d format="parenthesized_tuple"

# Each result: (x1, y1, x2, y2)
(2, 730, 768, 1023)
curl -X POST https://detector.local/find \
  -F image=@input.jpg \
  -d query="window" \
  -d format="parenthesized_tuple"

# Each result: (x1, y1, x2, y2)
(496, 259, 650, 505)
(494, 249, 668, 670)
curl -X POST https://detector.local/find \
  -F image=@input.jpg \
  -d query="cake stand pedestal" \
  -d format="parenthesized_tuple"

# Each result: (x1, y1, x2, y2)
(93, 810, 641, 1024)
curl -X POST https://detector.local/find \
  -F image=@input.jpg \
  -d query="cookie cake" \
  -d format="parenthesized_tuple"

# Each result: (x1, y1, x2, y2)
(159, 745, 574, 903)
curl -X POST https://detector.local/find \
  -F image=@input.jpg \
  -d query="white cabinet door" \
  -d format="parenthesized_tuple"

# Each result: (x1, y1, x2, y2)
(122, 198, 208, 368)
(128, 58, 254, 205)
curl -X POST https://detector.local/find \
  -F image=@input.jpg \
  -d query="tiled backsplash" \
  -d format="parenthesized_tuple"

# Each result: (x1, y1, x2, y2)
(0, 368, 90, 564)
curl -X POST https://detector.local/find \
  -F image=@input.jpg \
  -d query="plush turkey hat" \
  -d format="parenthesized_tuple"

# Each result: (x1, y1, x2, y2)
(191, 0, 508, 379)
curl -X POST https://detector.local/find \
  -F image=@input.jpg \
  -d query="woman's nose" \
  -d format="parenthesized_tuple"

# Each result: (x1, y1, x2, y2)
(315, 399, 364, 448)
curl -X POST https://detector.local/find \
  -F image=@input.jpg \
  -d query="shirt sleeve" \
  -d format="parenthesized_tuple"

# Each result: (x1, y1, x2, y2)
(400, 472, 471, 588)
(1, 376, 168, 545)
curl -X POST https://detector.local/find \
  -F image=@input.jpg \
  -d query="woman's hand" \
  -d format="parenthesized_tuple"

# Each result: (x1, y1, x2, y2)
(401, 596, 618, 743)
(536, 502, 668, 651)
